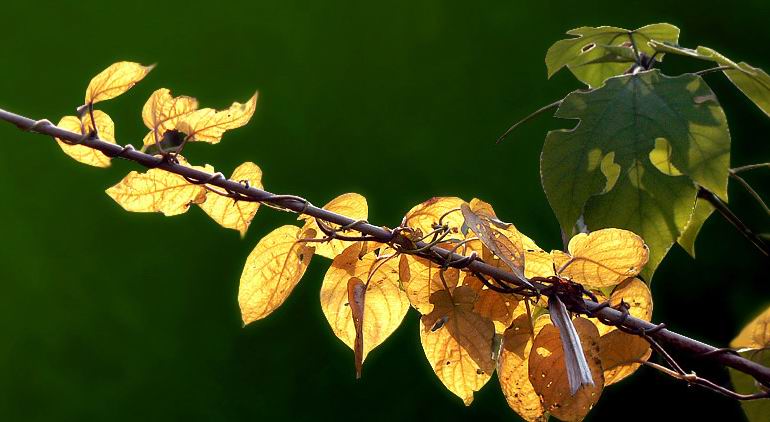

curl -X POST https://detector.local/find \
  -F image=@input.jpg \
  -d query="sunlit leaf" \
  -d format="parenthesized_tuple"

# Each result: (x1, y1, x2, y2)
(461, 202, 526, 281)
(529, 317, 604, 422)
(546, 24, 679, 88)
(731, 304, 770, 349)
(542, 69, 730, 280)
(677, 198, 714, 257)
(85, 61, 154, 104)
(321, 243, 409, 363)
(301, 193, 368, 259)
(599, 329, 651, 385)
(198, 162, 263, 237)
(399, 254, 459, 314)
(55, 111, 115, 167)
(105, 158, 211, 216)
(729, 349, 770, 422)
(141, 88, 199, 147)
(551, 229, 648, 288)
(239, 225, 315, 324)
(498, 314, 550, 422)
(176, 92, 258, 144)
(404, 197, 465, 241)
(463, 274, 519, 333)
(420, 286, 495, 405)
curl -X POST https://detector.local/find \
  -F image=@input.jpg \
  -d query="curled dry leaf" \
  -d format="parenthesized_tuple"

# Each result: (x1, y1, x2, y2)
(399, 254, 459, 314)
(599, 330, 652, 386)
(141, 88, 199, 146)
(105, 157, 211, 216)
(176, 92, 258, 144)
(498, 314, 551, 422)
(85, 61, 154, 104)
(553, 228, 649, 288)
(198, 161, 263, 237)
(347, 277, 366, 379)
(420, 286, 496, 405)
(320, 243, 409, 363)
(529, 317, 604, 422)
(239, 225, 315, 324)
(461, 202, 527, 281)
(55, 111, 116, 168)
(731, 304, 770, 349)
(301, 193, 369, 259)
(404, 197, 466, 241)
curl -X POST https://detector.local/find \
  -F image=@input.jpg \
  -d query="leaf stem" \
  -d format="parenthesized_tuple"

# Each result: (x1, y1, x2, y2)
(697, 186, 770, 258)
(496, 99, 563, 144)
(695, 65, 734, 76)
(730, 171, 770, 216)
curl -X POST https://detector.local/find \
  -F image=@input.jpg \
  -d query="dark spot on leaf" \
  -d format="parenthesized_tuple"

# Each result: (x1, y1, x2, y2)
(581, 43, 596, 53)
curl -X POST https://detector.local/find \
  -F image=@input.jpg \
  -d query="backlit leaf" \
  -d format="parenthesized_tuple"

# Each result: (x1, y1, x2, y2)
(347, 277, 366, 379)
(239, 225, 315, 324)
(85, 61, 154, 104)
(404, 197, 465, 241)
(461, 202, 526, 281)
(546, 24, 679, 88)
(529, 317, 604, 422)
(552, 229, 648, 288)
(729, 349, 770, 422)
(141, 88, 199, 146)
(420, 286, 495, 405)
(677, 198, 714, 257)
(55, 111, 116, 168)
(105, 158, 211, 216)
(587, 277, 652, 337)
(399, 254, 459, 314)
(599, 330, 651, 385)
(321, 243, 409, 362)
(463, 274, 519, 333)
(731, 304, 770, 349)
(301, 193, 368, 259)
(176, 92, 258, 144)
(542, 69, 729, 280)
(198, 162, 263, 237)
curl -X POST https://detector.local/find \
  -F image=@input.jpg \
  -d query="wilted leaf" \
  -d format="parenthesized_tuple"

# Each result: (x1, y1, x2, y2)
(176, 92, 258, 144)
(347, 276, 366, 379)
(404, 197, 465, 240)
(239, 225, 315, 324)
(399, 254, 459, 314)
(321, 243, 409, 362)
(141, 88, 199, 146)
(542, 69, 729, 280)
(421, 286, 495, 405)
(85, 61, 154, 104)
(55, 111, 116, 167)
(301, 193, 368, 259)
(198, 162, 263, 237)
(105, 158, 211, 216)
(461, 203, 527, 281)
(731, 304, 770, 349)
(546, 24, 679, 88)
(552, 229, 648, 288)
(529, 317, 604, 422)
(498, 314, 551, 422)
(599, 330, 651, 385)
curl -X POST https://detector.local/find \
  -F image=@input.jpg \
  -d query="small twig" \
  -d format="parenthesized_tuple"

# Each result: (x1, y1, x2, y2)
(697, 186, 770, 258)
(695, 65, 734, 76)
(732, 163, 770, 173)
(496, 99, 563, 144)
(730, 171, 770, 216)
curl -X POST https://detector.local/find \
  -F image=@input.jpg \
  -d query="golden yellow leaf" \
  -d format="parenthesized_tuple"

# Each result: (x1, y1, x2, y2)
(198, 162, 263, 237)
(599, 329, 652, 385)
(498, 314, 551, 422)
(176, 92, 258, 144)
(55, 111, 116, 168)
(141, 88, 199, 146)
(420, 286, 496, 405)
(321, 243, 409, 362)
(404, 197, 466, 240)
(399, 254, 459, 314)
(463, 274, 518, 333)
(239, 225, 315, 324)
(105, 158, 211, 216)
(586, 278, 652, 337)
(300, 193, 368, 259)
(85, 61, 154, 104)
(529, 317, 604, 422)
(731, 305, 770, 349)
(553, 228, 649, 288)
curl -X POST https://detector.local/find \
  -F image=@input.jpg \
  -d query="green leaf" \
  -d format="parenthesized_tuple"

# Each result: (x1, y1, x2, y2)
(729, 349, 770, 422)
(677, 198, 714, 257)
(546, 24, 680, 88)
(541, 69, 730, 280)
(650, 41, 770, 117)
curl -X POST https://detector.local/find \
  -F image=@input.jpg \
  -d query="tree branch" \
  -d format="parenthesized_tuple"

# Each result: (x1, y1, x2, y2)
(2, 107, 770, 393)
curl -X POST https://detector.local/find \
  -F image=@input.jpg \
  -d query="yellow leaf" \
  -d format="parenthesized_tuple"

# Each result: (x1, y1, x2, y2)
(198, 162, 263, 237)
(498, 314, 551, 422)
(239, 225, 315, 324)
(55, 111, 116, 168)
(404, 197, 466, 240)
(529, 317, 604, 422)
(141, 88, 199, 146)
(320, 243, 409, 362)
(463, 274, 518, 333)
(420, 286, 495, 405)
(462, 202, 526, 280)
(105, 158, 211, 216)
(176, 92, 258, 144)
(301, 193, 368, 259)
(587, 278, 652, 337)
(599, 330, 652, 385)
(554, 228, 649, 288)
(731, 305, 770, 349)
(399, 254, 459, 314)
(85, 61, 154, 104)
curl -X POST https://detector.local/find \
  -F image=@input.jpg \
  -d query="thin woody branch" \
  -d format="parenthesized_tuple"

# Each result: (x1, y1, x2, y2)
(2, 107, 770, 395)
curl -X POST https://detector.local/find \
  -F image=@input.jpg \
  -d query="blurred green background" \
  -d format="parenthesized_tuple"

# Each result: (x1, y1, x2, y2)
(1, 1, 769, 420)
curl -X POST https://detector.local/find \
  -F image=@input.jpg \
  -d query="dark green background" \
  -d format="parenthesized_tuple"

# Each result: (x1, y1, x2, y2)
(1, 1, 769, 420)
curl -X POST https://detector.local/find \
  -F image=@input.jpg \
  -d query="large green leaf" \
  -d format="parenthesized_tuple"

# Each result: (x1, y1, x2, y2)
(729, 349, 770, 422)
(546, 24, 680, 88)
(541, 69, 730, 279)
(650, 41, 770, 117)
